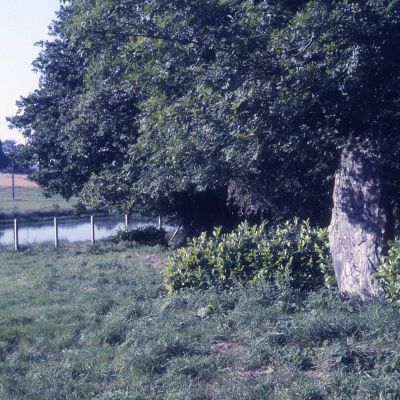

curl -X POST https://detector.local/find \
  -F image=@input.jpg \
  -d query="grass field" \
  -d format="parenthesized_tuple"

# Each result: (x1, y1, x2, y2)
(1, 242, 400, 399)
(0, 173, 39, 189)
(0, 173, 76, 219)
(0, 187, 75, 216)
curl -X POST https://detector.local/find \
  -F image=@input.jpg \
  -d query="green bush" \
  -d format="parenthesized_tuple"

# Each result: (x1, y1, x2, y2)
(111, 225, 166, 246)
(164, 219, 335, 293)
(72, 201, 87, 216)
(255, 218, 335, 290)
(374, 239, 400, 304)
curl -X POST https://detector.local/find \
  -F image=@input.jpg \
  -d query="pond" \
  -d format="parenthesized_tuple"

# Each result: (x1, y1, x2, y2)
(0, 215, 160, 247)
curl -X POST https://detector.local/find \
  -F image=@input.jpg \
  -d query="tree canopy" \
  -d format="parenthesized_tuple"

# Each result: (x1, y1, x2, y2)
(9, 0, 400, 232)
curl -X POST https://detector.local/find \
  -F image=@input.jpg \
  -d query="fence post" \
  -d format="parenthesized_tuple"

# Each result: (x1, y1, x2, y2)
(91, 215, 95, 245)
(169, 225, 181, 246)
(54, 217, 59, 248)
(158, 214, 163, 230)
(125, 214, 130, 228)
(13, 219, 18, 251)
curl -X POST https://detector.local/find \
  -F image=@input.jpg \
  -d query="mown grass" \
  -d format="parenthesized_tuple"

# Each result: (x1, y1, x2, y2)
(0, 242, 400, 399)
(0, 187, 76, 219)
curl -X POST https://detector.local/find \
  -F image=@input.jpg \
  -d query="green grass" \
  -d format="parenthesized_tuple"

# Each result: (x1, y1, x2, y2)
(0, 187, 76, 219)
(0, 242, 400, 399)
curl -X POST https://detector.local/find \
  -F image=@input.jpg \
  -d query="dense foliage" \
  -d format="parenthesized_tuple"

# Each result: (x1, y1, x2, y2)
(375, 238, 400, 304)
(110, 225, 167, 246)
(9, 5, 139, 201)
(165, 219, 334, 293)
(9, 1, 400, 230)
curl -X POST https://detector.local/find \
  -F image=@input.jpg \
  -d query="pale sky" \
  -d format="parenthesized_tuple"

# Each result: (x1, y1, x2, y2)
(0, 0, 60, 143)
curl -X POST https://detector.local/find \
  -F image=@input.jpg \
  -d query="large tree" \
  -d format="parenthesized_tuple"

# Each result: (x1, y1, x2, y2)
(10, 0, 400, 297)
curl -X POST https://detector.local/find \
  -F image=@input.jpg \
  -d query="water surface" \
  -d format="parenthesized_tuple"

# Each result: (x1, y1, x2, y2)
(0, 215, 156, 246)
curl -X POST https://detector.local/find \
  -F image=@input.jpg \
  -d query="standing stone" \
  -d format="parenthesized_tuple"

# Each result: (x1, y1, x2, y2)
(329, 140, 386, 299)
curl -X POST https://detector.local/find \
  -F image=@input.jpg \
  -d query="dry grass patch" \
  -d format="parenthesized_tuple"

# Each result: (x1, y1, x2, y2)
(0, 173, 38, 188)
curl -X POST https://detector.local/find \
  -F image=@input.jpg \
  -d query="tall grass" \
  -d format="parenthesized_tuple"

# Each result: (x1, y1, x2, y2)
(0, 242, 399, 399)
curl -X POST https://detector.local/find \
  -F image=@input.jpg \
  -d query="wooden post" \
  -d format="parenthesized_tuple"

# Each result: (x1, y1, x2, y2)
(158, 214, 163, 230)
(13, 219, 18, 251)
(54, 217, 59, 248)
(169, 225, 181, 246)
(91, 215, 95, 245)
(125, 214, 130, 228)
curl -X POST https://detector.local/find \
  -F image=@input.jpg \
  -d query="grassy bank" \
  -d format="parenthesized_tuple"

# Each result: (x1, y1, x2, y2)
(0, 242, 400, 399)
(0, 187, 76, 220)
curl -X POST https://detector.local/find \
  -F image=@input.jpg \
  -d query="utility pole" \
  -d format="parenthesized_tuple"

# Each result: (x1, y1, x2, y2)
(11, 154, 15, 201)
(4, 142, 17, 201)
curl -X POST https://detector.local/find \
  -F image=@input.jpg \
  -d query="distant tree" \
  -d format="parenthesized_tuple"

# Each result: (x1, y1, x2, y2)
(1, 140, 30, 172)
(2, 140, 19, 156)
(0, 141, 10, 169)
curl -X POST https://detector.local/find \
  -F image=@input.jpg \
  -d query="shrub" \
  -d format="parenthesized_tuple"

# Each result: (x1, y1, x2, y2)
(374, 239, 400, 304)
(255, 218, 335, 290)
(72, 201, 87, 216)
(111, 225, 166, 246)
(164, 219, 335, 293)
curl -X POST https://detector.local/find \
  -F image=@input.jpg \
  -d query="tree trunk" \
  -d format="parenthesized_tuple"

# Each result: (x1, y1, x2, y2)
(328, 140, 386, 299)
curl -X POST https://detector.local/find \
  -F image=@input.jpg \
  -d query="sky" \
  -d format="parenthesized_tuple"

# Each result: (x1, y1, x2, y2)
(0, 0, 60, 143)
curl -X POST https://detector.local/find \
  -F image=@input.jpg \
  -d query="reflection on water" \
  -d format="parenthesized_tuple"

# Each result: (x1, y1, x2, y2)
(0, 215, 157, 246)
